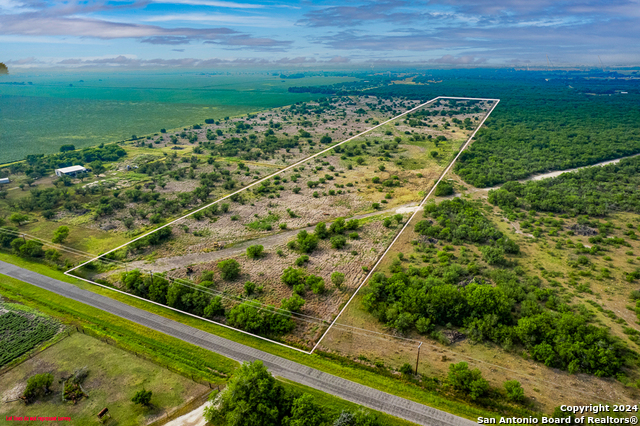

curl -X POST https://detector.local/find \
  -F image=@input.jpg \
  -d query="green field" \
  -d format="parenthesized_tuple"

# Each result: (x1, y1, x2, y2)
(0, 331, 210, 425)
(0, 71, 357, 163)
(0, 302, 60, 367)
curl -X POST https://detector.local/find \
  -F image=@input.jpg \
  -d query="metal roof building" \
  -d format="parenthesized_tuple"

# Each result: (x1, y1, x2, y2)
(55, 165, 87, 177)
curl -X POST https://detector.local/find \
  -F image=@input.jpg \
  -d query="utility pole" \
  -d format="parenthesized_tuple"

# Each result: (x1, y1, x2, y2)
(415, 342, 423, 375)
(598, 55, 605, 73)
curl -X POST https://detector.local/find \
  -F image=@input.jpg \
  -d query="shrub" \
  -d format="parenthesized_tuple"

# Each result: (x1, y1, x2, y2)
(504, 380, 525, 402)
(218, 259, 241, 280)
(244, 281, 256, 295)
(281, 294, 305, 313)
(306, 275, 325, 294)
(315, 222, 329, 239)
(331, 272, 345, 287)
(132, 389, 153, 406)
(23, 373, 53, 402)
(446, 362, 489, 400)
(282, 267, 306, 286)
(330, 235, 347, 249)
(246, 245, 264, 259)
(399, 363, 413, 376)
(296, 230, 319, 253)
(294, 255, 309, 266)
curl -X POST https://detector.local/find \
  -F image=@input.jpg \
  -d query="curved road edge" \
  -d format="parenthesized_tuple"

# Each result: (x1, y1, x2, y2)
(0, 260, 476, 426)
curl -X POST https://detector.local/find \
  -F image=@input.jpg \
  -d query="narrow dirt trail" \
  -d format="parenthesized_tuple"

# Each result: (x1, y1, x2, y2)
(127, 202, 420, 273)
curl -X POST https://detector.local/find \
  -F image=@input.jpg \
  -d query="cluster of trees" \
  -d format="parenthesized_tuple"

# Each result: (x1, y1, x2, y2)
(488, 157, 640, 216)
(453, 93, 640, 188)
(204, 361, 385, 426)
(363, 199, 627, 377)
(16, 144, 126, 179)
(415, 199, 519, 258)
(363, 264, 626, 376)
(119, 265, 304, 337)
(287, 218, 359, 255)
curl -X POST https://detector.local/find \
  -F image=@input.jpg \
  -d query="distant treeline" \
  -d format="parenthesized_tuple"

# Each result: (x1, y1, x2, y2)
(289, 70, 640, 187)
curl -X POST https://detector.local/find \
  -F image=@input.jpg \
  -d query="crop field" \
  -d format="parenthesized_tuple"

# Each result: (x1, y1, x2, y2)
(54, 97, 494, 349)
(0, 301, 61, 367)
(0, 72, 358, 163)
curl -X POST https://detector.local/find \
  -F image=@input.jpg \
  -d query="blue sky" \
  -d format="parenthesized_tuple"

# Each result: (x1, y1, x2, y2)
(1, 0, 639, 68)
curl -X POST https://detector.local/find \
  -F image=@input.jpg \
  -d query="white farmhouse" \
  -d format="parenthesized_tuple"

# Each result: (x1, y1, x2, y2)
(55, 165, 87, 177)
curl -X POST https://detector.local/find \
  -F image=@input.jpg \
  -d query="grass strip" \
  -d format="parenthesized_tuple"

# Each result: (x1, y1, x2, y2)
(0, 252, 498, 421)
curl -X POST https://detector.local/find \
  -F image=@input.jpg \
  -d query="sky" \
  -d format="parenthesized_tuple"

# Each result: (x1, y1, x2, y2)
(1, 0, 639, 69)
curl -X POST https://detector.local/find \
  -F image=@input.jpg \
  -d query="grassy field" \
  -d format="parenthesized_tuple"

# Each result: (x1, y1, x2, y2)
(0, 252, 502, 422)
(0, 332, 209, 426)
(0, 72, 357, 163)
(0, 270, 237, 384)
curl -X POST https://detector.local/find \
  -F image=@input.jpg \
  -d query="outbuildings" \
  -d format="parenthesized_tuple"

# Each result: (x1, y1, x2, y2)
(0, 177, 10, 185)
(55, 165, 87, 177)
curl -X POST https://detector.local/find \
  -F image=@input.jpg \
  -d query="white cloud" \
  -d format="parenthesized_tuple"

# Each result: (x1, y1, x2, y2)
(142, 12, 292, 27)
(151, 0, 265, 9)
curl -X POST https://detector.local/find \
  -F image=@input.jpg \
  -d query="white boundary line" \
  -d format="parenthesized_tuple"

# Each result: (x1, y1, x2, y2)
(310, 98, 500, 353)
(63, 95, 499, 355)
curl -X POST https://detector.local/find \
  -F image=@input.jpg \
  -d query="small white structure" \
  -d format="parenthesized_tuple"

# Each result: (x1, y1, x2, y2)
(55, 165, 87, 177)
(0, 177, 10, 185)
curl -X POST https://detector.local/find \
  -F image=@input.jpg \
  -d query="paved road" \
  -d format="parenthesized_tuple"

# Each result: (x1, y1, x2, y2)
(0, 261, 475, 426)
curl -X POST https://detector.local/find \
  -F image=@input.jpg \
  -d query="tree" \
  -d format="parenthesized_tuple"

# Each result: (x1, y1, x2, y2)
(331, 272, 345, 288)
(89, 160, 105, 174)
(218, 259, 241, 280)
(504, 380, 525, 402)
(132, 389, 153, 406)
(204, 296, 225, 318)
(434, 181, 454, 196)
(59, 144, 75, 152)
(320, 135, 332, 144)
(446, 362, 489, 400)
(247, 245, 265, 259)
(52, 225, 70, 244)
(9, 213, 29, 227)
(204, 361, 282, 426)
(315, 222, 329, 239)
(23, 373, 53, 403)
(0, 62, 8, 75)
(287, 393, 328, 426)
(296, 230, 318, 253)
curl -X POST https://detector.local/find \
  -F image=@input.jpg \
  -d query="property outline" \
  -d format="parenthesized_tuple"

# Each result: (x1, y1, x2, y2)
(63, 96, 500, 355)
